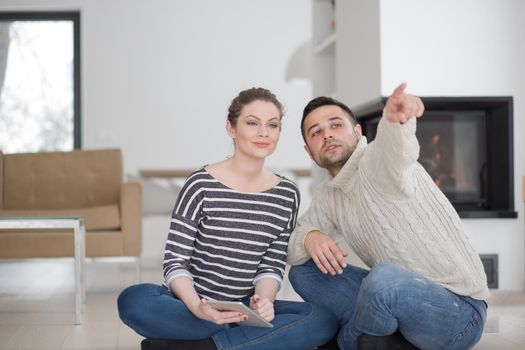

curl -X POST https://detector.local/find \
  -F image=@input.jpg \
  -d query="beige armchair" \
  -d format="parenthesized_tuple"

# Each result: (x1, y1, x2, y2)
(0, 149, 141, 258)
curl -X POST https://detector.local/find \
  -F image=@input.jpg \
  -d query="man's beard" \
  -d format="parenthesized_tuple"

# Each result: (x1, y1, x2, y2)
(319, 141, 356, 171)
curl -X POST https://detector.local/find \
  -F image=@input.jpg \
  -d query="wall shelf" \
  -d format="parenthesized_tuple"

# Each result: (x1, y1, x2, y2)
(314, 33, 336, 55)
(312, 0, 336, 96)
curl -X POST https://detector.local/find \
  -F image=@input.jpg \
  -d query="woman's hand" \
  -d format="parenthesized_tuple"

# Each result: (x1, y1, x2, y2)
(170, 278, 246, 325)
(193, 299, 247, 325)
(250, 294, 275, 322)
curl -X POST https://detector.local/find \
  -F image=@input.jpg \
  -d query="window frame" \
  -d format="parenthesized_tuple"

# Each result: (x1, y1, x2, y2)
(0, 11, 81, 149)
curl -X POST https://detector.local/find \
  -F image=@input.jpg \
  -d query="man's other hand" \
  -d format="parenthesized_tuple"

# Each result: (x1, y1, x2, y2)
(385, 82, 425, 124)
(304, 230, 348, 275)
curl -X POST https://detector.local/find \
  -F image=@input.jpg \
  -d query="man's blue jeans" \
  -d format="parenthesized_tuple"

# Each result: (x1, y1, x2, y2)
(289, 260, 487, 350)
(117, 283, 338, 350)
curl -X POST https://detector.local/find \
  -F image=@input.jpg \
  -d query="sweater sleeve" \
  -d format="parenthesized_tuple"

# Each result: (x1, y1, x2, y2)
(362, 109, 420, 198)
(255, 184, 300, 286)
(286, 183, 341, 265)
(163, 173, 204, 287)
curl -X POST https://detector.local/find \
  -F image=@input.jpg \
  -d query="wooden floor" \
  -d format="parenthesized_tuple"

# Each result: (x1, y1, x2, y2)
(0, 260, 524, 349)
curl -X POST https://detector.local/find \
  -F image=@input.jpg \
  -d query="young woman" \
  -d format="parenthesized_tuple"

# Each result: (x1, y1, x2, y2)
(117, 88, 337, 350)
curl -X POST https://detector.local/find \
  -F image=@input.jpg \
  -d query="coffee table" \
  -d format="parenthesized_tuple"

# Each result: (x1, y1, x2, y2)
(0, 216, 86, 325)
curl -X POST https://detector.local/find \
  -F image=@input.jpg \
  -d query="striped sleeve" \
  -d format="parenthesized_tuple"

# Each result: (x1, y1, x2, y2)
(163, 171, 205, 287)
(254, 180, 300, 286)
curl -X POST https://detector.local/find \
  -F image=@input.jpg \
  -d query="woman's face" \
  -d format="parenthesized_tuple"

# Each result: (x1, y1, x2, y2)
(228, 100, 281, 160)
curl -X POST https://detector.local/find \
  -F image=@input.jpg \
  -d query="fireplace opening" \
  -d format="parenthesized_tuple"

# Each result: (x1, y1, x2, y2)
(355, 96, 517, 218)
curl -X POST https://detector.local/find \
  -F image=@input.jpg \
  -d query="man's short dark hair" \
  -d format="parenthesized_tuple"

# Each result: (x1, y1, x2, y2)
(301, 96, 357, 143)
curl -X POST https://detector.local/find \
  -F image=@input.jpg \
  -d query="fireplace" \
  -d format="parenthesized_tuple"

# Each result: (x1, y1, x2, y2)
(354, 97, 517, 218)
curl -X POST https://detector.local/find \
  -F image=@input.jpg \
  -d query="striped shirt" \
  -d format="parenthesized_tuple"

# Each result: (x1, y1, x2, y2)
(163, 167, 300, 301)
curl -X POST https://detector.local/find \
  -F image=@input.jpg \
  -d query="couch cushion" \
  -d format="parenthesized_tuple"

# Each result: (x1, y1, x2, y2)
(0, 205, 121, 231)
(0, 230, 127, 258)
(3, 149, 122, 210)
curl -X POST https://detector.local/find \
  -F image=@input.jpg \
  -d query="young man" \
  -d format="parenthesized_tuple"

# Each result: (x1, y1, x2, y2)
(287, 83, 489, 350)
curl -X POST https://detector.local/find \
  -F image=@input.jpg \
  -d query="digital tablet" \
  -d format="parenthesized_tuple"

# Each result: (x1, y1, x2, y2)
(207, 300, 273, 328)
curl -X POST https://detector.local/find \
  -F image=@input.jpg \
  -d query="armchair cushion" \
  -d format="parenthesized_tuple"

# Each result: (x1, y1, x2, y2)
(3, 149, 122, 209)
(0, 204, 121, 231)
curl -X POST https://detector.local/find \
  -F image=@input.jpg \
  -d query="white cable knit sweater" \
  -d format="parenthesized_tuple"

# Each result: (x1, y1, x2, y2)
(287, 113, 490, 300)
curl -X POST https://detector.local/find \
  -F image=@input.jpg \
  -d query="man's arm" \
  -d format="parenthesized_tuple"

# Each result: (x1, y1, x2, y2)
(287, 185, 348, 275)
(363, 83, 425, 197)
(385, 82, 425, 124)
(304, 230, 348, 275)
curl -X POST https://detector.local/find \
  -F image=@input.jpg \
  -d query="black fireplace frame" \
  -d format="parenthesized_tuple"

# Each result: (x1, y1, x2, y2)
(354, 96, 517, 219)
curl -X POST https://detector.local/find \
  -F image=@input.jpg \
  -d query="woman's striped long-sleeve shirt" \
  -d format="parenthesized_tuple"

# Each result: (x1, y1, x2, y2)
(163, 168, 300, 301)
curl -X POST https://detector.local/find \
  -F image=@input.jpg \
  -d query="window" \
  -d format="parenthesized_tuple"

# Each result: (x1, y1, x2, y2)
(0, 12, 80, 153)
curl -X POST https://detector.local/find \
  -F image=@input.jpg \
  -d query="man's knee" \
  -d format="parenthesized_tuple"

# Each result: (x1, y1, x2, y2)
(360, 262, 417, 298)
(288, 263, 309, 292)
(288, 260, 327, 297)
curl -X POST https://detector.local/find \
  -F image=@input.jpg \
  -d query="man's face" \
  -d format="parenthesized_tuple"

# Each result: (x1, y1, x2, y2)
(303, 105, 362, 176)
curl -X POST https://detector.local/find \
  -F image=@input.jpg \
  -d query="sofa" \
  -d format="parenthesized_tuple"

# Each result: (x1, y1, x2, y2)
(0, 148, 142, 258)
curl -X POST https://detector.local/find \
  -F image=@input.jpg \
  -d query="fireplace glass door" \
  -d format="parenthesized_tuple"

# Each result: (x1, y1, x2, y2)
(417, 110, 487, 208)
(357, 96, 515, 218)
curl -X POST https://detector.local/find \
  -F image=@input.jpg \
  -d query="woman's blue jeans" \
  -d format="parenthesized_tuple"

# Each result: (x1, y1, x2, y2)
(289, 260, 487, 350)
(117, 283, 338, 350)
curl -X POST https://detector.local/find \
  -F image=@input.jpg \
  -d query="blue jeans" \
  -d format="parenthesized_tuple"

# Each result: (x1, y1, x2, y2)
(117, 283, 338, 350)
(289, 260, 487, 350)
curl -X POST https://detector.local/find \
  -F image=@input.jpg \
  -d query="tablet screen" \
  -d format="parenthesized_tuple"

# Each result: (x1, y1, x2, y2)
(207, 300, 273, 328)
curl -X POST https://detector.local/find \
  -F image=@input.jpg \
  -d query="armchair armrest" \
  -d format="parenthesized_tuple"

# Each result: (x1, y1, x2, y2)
(121, 181, 142, 256)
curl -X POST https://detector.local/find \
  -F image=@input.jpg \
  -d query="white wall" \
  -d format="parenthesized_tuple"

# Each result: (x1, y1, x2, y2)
(379, 0, 525, 290)
(336, 0, 381, 106)
(0, 0, 314, 268)
(0, 0, 313, 173)
(4, 0, 523, 290)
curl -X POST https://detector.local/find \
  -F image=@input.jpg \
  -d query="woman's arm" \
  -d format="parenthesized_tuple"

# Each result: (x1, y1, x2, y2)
(169, 277, 202, 315)
(163, 173, 204, 287)
(250, 278, 279, 322)
(254, 278, 279, 302)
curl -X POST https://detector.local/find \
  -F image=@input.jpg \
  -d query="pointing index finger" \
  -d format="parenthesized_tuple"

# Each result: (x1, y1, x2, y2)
(392, 82, 407, 97)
